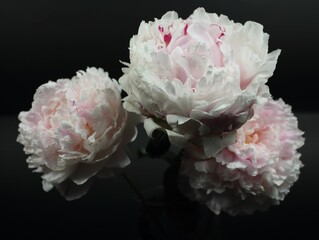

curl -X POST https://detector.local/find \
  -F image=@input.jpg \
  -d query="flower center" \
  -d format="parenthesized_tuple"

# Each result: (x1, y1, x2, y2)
(245, 132, 259, 144)
(158, 26, 172, 46)
(158, 23, 189, 46)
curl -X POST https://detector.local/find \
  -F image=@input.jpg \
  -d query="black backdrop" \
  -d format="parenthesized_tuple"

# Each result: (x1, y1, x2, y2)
(1, 0, 319, 115)
(1, 1, 319, 239)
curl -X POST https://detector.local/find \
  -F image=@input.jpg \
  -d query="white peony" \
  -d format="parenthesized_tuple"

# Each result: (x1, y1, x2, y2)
(180, 99, 305, 215)
(120, 7, 280, 158)
(17, 67, 137, 200)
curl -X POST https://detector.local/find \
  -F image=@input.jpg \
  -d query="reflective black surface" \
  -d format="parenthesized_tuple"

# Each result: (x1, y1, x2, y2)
(1, 113, 318, 239)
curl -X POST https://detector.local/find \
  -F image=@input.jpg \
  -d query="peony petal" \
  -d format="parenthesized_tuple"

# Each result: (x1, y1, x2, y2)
(104, 149, 131, 168)
(55, 179, 93, 201)
(202, 131, 237, 157)
(227, 161, 246, 170)
(70, 160, 107, 185)
(144, 117, 188, 148)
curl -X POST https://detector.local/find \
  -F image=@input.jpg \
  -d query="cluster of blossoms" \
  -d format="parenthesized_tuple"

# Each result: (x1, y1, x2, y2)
(18, 8, 304, 214)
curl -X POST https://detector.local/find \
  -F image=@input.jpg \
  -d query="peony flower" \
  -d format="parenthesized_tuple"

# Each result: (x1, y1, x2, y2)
(180, 98, 305, 215)
(120, 7, 281, 158)
(17, 67, 137, 200)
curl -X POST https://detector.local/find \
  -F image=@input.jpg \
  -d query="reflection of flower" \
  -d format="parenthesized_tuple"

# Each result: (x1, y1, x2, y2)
(180, 99, 305, 215)
(17, 67, 137, 200)
(120, 7, 281, 158)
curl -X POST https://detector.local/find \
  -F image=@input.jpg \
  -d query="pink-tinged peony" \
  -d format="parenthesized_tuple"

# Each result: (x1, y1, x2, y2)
(120, 7, 280, 158)
(180, 99, 305, 215)
(17, 67, 137, 200)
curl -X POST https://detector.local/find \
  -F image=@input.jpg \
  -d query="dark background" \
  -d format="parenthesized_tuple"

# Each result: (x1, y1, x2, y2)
(1, 1, 319, 239)
(1, 114, 319, 239)
(1, 0, 319, 115)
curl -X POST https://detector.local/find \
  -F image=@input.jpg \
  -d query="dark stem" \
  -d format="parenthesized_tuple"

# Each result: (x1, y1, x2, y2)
(121, 171, 145, 201)
(121, 171, 170, 239)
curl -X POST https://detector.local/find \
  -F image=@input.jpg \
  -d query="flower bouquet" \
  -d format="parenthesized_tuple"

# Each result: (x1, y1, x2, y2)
(17, 8, 304, 217)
